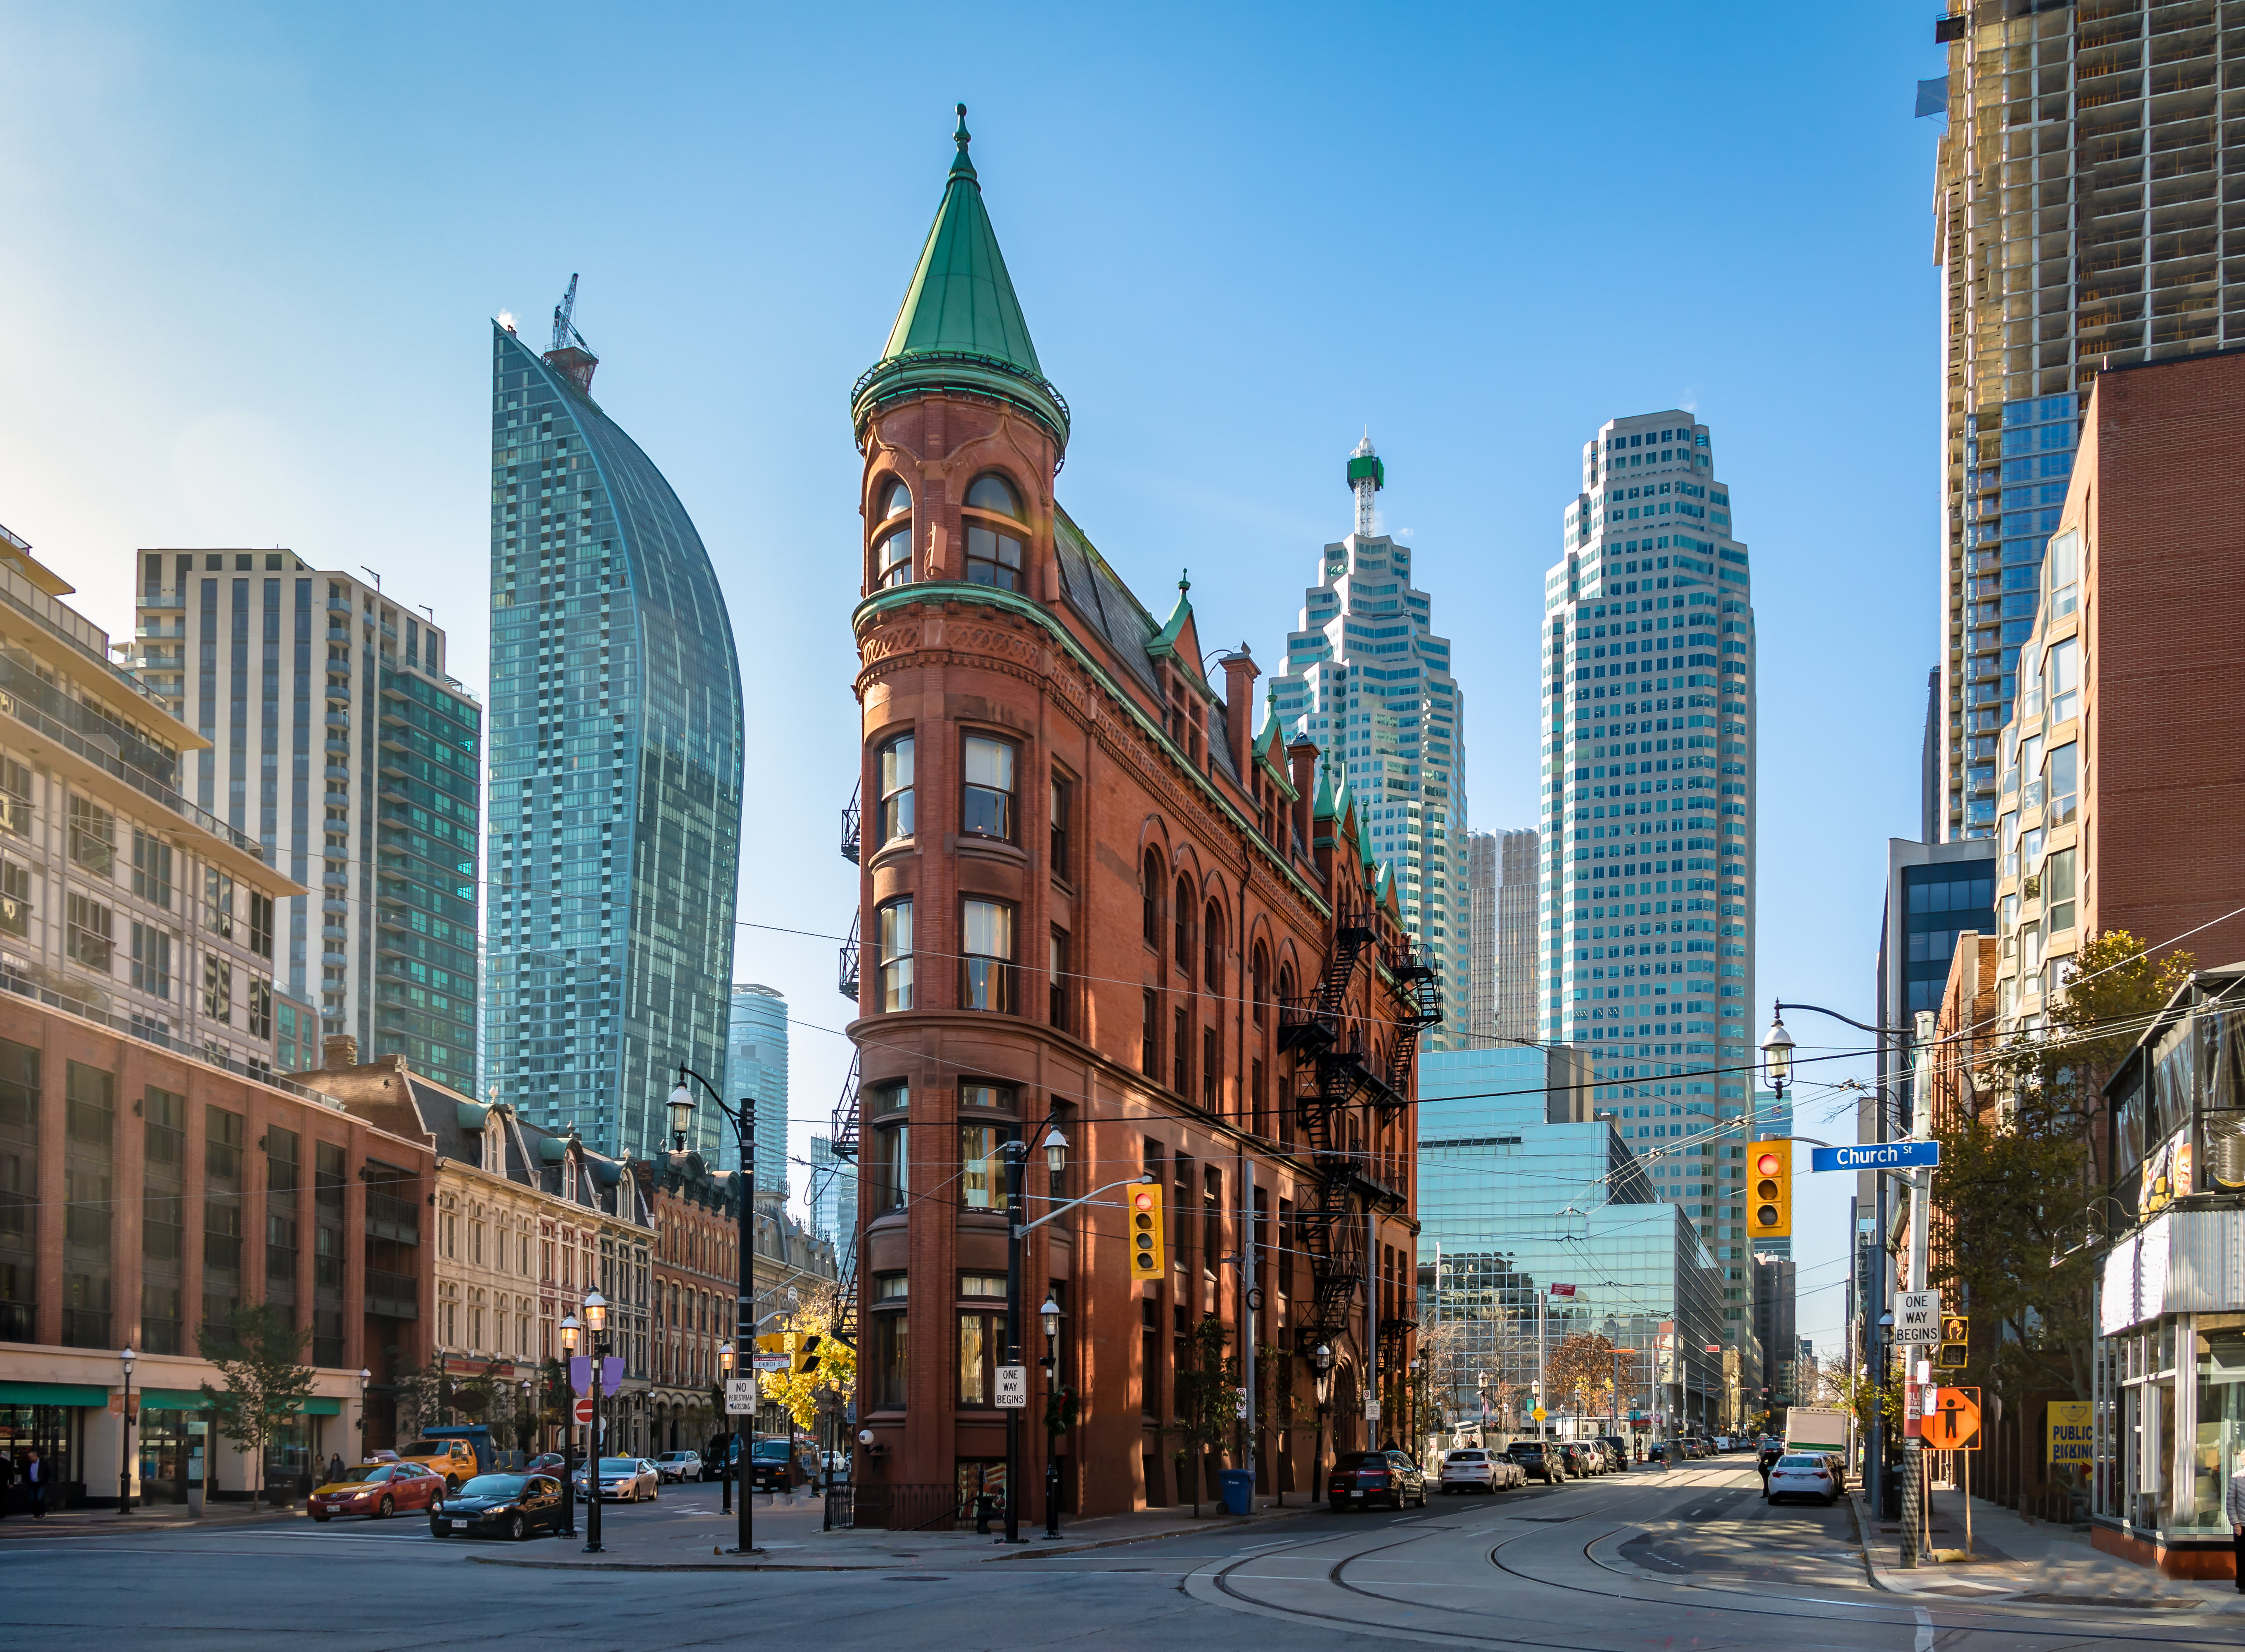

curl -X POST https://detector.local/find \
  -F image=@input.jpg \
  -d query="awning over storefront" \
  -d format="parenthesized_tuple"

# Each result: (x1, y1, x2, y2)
(0, 1381, 110, 1407)
(138, 1389, 213, 1412)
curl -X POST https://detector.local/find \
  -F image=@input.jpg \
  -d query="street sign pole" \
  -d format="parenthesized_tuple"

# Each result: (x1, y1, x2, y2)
(1901, 1010, 1936, 1569)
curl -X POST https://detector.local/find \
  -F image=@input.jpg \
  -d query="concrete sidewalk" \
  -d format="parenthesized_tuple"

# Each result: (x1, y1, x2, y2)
(1848, 1483, 2245, 1613)
(465, 1487, 1314, 1571)
(0, 1499, 304, 1539)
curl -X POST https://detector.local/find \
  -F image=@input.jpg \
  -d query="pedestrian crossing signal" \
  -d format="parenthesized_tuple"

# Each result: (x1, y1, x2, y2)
(1129, 1178, 1165, 1277)
(1745, 1139, 1791, 1238)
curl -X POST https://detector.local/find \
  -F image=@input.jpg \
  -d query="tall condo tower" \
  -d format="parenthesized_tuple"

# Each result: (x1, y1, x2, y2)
(724, 981, 788, 1192)
(1466, 826, 1540, 1047)
(127, 553, 481, 1094)
(482, 294, 745, 1165)
(1540, 413, 1757, 1244)
(1268, 440, 1469, 1043)
(1931, 3, 2245, 838)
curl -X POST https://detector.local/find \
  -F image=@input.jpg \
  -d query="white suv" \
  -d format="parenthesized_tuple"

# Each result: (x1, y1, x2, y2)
(653, 1450, 702, 1483)
(1439, 1448, 1523, 1494)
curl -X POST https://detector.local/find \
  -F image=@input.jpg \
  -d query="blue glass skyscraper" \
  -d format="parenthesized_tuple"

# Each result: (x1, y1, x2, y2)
(724, 982, 788, 1192)
(482, 306, 744, 1165)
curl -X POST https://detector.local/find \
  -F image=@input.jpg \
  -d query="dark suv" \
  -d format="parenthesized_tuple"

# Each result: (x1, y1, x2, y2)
(1599, 1435, 1634, 1469)
(1327, 1450, 1426, 1511)
(1505, 1439, 1565, 1485)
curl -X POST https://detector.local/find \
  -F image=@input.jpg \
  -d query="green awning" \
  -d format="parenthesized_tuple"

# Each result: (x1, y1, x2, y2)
(0, 1381, 111, 1407)
(303, 1397, 341, 1415)
(139, 1388, 213, 1412)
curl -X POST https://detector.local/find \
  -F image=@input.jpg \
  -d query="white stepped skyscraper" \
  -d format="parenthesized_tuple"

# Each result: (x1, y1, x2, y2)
(1269, 439, 1468, 1044)
(1539, 411, 1759, 1261)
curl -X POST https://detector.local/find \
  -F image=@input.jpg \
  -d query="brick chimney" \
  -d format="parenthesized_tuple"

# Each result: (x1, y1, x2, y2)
(323, 1034, 359, 1071)
(1218, 648, 1258, 779)
(1287, 738, 1318, 853)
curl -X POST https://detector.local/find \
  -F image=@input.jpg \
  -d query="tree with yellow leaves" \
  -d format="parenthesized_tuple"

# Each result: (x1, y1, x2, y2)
(755, 1280, 857, 1431)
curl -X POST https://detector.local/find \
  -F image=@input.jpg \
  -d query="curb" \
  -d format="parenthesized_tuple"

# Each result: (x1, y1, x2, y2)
(0, 1509, 304, 1541)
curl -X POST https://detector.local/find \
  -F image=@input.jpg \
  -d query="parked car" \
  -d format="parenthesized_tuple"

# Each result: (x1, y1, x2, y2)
(749, 1437, 812, 1493)
(1557, 1442, 1599, 1477)
(310, 1460, 446, 1521)
(1757, 1440, 1785, 1479)
(1505, 1440, 1565, 1484)
(1764, 1453, 1840, 1506)
(1438, 1448, 1522, 1494)
(429, 1472, 569, 1540)
(1327, 1449, 1427, 1511)
(653, 1450, 702, 1483)
(1602, 1435, 1638, 1468)
(573, 1456, 660, 1502)
(704, 1437, 738, 1481)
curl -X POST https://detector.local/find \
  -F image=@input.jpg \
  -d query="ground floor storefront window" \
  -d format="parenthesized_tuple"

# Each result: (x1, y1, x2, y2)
(2098, 1311, 2245, 1545)
(0, 1404, 81, 1510)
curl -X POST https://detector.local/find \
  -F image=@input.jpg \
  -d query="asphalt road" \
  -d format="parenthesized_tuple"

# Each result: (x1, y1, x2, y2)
(5, 1461, 2238, 1650)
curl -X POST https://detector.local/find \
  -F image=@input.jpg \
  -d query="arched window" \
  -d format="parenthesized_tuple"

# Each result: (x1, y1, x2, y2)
(1202, 900, 1223, 988)
(873, 512, 912, 590)
(1277, 962, 1296, 1013)
(962, 473, 1025, 591)
(1142, 852, 1163, 945)
(1251, 941, 1269, 1025)
(880, 479, 911, 519)
(1174, 876, 1194, 973)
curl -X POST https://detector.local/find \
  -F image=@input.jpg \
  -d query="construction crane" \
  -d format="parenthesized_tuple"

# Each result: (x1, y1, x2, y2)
(551, 273, 591, 354)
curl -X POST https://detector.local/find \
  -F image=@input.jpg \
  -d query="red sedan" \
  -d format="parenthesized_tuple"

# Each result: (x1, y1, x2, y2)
(310, 1461, 446, 1521)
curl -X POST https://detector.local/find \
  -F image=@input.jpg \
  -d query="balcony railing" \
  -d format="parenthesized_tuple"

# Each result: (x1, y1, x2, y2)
(366, 1268, 419, 1319)
(841, 781, 861, 865)
(0, 690, 262, 859)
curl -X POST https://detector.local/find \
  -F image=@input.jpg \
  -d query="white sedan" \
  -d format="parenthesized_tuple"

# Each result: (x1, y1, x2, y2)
(1763, 1453, 1840, 1506)
(573, 1456, 660, 1502)
(1438, 1448, 1524, 1493)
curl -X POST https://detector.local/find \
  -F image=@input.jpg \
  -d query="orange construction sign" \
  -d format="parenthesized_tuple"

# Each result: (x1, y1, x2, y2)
(1923, 1386, 1982, 1450)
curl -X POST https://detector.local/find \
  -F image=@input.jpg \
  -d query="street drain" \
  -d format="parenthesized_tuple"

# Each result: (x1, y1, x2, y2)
(883, 1574, 949, 1582)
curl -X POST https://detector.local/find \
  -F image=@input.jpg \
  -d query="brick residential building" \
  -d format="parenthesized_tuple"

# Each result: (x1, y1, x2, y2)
(840, 113, 1436, 1521)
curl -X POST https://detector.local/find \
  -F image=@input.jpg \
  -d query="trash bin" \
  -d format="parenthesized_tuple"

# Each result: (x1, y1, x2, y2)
(1217, 1469, 1253, 1516)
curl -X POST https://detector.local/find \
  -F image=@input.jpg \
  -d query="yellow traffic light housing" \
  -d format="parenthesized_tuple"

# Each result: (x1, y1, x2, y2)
(1129, 1179, 1165, 1278)
(1746, 1139, 1791, 1238)
(792, 1333, 824, 1375)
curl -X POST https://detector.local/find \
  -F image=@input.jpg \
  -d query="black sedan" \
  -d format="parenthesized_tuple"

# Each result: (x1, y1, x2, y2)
(429, 1472, 568, 1541)
(1327, 1449, 1427, 1511)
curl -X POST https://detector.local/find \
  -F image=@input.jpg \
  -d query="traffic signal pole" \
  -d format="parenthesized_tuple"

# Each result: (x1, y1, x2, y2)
(1900, 1010, 1935, 1569)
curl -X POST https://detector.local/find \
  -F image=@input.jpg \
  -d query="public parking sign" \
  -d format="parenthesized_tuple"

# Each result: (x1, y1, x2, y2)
(1894, 1289, 1944, 1344)
(1810, 1141, 1940, 1173)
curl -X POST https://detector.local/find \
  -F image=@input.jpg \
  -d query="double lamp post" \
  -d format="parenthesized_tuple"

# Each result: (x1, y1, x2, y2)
(669, 1063, 760, 1557)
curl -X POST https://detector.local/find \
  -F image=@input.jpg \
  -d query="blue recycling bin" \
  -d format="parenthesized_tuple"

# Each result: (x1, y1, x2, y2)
(1217, 1469, 1253, 1515)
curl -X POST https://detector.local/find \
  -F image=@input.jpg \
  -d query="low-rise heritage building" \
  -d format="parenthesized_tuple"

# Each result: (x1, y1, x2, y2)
(839, 114, 1437, 1521)
(308, 1044, 657, 1457)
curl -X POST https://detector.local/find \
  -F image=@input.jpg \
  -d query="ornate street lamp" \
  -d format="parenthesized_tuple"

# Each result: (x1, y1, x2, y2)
(718, 1342, 736, 1514)
(1312, 1344, 1335, 1497)
(1039, 1295, 1064, 1539)
(559, 1314, 581, 1536)
(118, 1346, 136, 1517)
(581, 1291, 608, 1554)
(1759, 1008, 1795, 1097)
(667, 1062, 759, 1556)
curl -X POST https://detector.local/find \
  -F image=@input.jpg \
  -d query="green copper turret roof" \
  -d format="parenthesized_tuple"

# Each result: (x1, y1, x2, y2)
(852, 107, 1069, 449)
(1312, 757, 1338, 822)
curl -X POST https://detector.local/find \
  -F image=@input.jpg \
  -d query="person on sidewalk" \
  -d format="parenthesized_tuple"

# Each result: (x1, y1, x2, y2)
(23, 1450, 45, 1519)
(2226, 1455, 2245, 1593)
(0, 1449, 14, 1519)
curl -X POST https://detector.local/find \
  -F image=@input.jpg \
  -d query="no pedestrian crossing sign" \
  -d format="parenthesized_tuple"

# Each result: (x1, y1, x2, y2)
(724, 1378, 758, 1415)
(995, 1365, 1028, 1409)
(1894, 1289, 1943, 1344)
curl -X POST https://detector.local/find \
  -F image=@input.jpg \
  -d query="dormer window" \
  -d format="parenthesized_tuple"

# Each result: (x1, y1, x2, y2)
(963, 473, 1025, 591)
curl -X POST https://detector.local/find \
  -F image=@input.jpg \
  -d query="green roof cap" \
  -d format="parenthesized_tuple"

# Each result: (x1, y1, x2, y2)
(851, 107, 1069, 449)
(1147, 570, 1194, 664)
(1312, 756, 1338, 821)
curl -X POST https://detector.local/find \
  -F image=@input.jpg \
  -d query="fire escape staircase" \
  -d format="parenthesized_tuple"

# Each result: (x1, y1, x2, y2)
(1282, 900, 1383, 1349)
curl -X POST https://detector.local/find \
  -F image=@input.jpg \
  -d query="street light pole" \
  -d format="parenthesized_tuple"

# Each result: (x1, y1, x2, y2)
(1039, 1294, 1062, 1540)
(999, 1124, 1069, 1547)
(718, 1342, 735, 1514)
(583, 1289, 608, 1555)
(669, 1064, 759, 1557)
(1312, 1344, 1334, 1497)
(559, 1313, 580, 1538)
(118, 1346, 135, 1516)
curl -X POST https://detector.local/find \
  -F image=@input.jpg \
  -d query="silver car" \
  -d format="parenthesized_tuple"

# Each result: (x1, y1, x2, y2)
(573, 1456, 660, 1502)
(653, 1450, 701, 1483)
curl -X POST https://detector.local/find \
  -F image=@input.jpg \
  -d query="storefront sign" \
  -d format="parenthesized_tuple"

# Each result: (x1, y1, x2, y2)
(2046, 1400, 2092, 1465)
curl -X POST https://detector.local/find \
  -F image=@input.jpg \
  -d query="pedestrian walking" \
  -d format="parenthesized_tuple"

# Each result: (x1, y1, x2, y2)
(327, 1453, 346, 1484)
(2225, 1455, 2245, 1593)
(24, 1449, 46, 1519)
(0, 1448, 15, 1520)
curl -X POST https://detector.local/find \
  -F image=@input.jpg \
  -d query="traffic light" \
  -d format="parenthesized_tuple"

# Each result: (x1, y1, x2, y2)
(1746, 1139, 1791, 1238)
(792, 1333, 823, 1375)
(1129, 1178, 1165, 1278)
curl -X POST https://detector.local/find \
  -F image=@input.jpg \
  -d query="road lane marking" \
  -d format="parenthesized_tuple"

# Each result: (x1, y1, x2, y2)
(1913, 1604, 1934, 1650)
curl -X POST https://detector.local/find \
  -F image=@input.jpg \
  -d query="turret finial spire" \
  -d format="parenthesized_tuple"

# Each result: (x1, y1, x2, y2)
(952, 104, 975, 177)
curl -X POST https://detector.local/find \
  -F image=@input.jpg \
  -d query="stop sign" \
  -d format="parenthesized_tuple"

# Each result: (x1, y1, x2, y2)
(574, 1396, 595, 1426)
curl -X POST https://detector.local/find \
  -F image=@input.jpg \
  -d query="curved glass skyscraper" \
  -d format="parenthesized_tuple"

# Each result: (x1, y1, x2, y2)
(483, 318, 743, 1165)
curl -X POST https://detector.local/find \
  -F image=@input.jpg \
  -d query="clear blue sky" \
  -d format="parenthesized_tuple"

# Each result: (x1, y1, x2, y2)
(0, 2, 1951, 1367)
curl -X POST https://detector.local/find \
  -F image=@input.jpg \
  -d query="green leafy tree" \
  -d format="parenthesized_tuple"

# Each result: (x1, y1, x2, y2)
(1167, 1314, 1239, 1517)
(1936, 930, 2193, 1406)
(197, 1304, 316, 1510)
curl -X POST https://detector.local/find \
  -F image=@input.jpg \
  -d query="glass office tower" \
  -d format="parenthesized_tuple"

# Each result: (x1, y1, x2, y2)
(1268, 439, 1469, 1044)
(128, 554, 481, 1093)
(483, 317, 744, 1165)
(1415, 1048, 1728, 1438)
(724, 982, 788, 1192)
(1540, 411, 1756, 1265)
